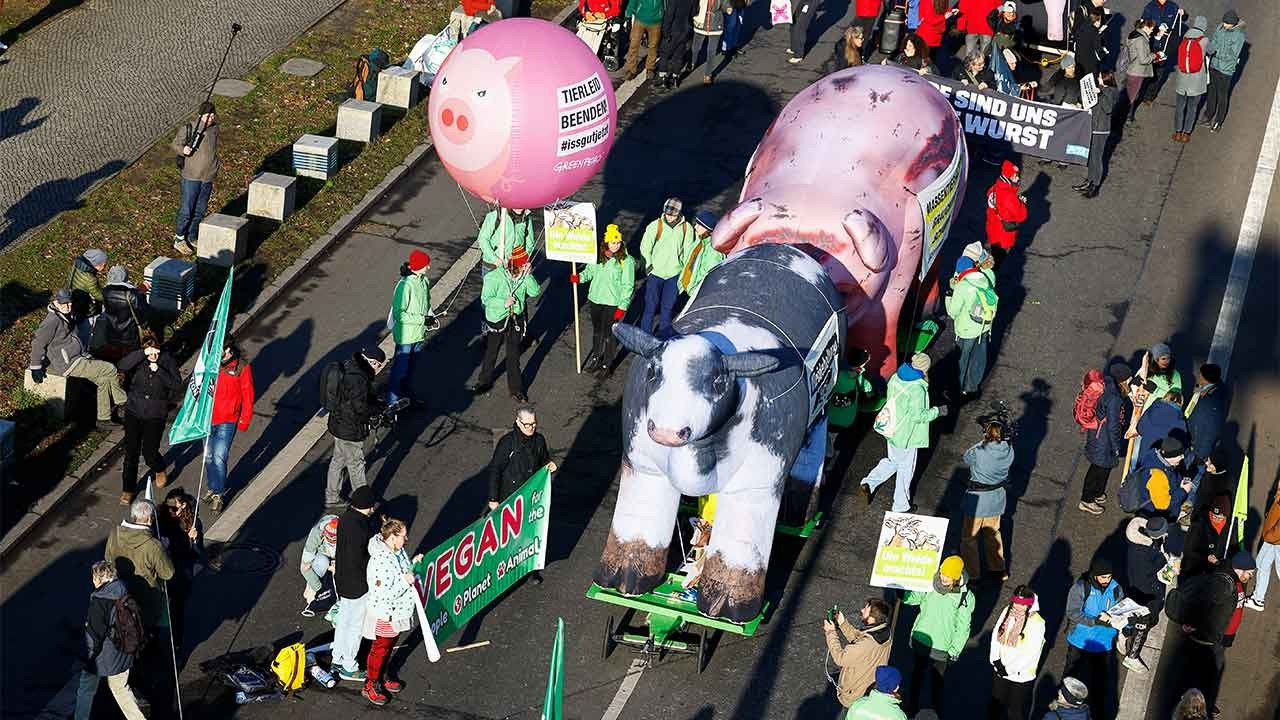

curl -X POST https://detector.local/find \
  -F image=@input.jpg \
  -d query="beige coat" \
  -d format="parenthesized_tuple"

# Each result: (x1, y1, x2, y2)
(824, 619, 893, 706)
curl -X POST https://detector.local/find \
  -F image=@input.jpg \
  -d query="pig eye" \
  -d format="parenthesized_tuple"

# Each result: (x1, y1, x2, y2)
(441, 77, 448, 86)
(476, 89, 487, 98)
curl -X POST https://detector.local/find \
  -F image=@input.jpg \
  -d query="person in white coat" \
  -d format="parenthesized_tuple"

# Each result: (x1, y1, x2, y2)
(987, 585, 1046, 720)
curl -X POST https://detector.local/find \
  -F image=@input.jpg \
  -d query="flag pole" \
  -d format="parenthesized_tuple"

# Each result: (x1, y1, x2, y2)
(145, 477, 186, 720)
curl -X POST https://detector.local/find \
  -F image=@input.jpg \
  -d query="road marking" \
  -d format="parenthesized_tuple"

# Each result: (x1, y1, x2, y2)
(1116, 65, 1280, 720)
(601, 659, 647, 720)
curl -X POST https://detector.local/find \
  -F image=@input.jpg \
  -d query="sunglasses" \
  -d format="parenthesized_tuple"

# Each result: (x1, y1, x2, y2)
(518, 420, 537, 428)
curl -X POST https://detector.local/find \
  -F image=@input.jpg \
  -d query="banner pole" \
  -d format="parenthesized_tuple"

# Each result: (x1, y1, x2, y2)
(572, 262, 582, 374)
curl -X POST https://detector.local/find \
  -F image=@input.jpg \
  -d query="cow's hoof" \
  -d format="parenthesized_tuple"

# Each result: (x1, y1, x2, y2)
(594, 530, 666, 596)
(696, 552, 765, 623)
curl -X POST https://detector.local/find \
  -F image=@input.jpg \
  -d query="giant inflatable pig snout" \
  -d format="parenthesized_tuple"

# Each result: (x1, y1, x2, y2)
(436, 98, 475, 145)
(648, 419, 691, 447)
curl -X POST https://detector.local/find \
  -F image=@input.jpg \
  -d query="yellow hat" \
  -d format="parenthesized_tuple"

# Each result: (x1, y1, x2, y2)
(604, 224, 623, 244)
(939, 555, 964, 581)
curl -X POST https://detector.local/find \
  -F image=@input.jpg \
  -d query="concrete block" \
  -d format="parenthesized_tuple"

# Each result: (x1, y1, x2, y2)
(197, 214, 249, 267)
(247, 172, 297, 221)
(293, 134, 339, 179)
(280, 57, 325, 77)
(336, 99, 382, 143)
(23, 370, 95, 421)
(212, 78, 256, 98)
(377, 67, 422, 109)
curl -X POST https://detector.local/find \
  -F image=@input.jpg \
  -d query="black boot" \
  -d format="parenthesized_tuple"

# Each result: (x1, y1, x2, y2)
(1082, 184, 1099, 199)
(581, 350, 599, 371)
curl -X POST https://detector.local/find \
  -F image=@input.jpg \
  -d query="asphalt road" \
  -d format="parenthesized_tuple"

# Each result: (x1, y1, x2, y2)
(2, 0, 1278, 718)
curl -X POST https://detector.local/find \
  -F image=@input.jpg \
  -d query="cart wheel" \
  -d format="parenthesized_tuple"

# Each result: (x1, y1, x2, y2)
(603, 615, 616, 659)
(696, 626, 707, 673)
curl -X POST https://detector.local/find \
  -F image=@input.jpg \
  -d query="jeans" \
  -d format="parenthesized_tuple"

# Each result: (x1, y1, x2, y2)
(326, 437, 367, 505)
(722, 10, 742, 52)
(1253, 542, 1280, 604)
(695, 32, 722, 79)
(301, 553, 332, 592)
(332, 592, 368, 673)
(1087, 131, 1108, 186)
(122, 413, 165, 493)
(956, 333, 989, 394)
(175, 178, 214, 243)
(1065, 645, 1114, 719)
(1203, 68, 1231, 125)
(388, 341, 424, 405)
(204, 422, 237, 496)
(861, 441, 918, 512)
(790, 0, 817, 57)
(75, 669, 146, 720)
(1174, 93, 1201, 134)
(641, 275, 680, 338)
(64, 358, 127, 421)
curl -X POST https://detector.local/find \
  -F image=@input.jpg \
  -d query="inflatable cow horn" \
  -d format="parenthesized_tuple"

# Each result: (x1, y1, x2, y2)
(612, 323, 663, 358)
(723, 352, 780, 378)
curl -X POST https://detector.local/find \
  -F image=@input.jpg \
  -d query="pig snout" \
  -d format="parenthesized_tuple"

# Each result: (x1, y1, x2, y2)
(437, 98, 474, 145)
(648, 419, 692, 447)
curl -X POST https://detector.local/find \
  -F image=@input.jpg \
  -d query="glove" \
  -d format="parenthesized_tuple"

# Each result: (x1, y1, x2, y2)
(613, 308, 625, 321)
(569, 273, 580, 284)
(30, 368, 45, 384)
(937, 405, 950, 417)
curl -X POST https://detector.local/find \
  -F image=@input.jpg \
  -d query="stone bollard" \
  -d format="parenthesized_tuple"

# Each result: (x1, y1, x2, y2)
(248, 172, 297, 221)
(377, 67, 422, 110)
(197, 214, 248, 267)
(336, 99, 383, 143)
(23, 370, 96, 421)
(293, 134, 339, 180)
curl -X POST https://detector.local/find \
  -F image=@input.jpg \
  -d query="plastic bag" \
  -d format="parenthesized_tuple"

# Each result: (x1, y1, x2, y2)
(405, 26, 459, 86)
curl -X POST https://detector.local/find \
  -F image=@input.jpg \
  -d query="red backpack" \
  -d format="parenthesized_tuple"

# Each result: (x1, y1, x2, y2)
(1177, 37, 1204, 74)
(1073, 369, 1105, 432)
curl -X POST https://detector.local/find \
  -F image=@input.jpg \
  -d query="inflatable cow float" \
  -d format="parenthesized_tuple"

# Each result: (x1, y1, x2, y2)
(594, 65, 967, 622)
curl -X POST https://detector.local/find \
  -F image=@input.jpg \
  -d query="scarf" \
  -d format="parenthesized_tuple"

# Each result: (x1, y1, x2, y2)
(1210, 514, 1227, 534)
(996, 604, 1030, 645)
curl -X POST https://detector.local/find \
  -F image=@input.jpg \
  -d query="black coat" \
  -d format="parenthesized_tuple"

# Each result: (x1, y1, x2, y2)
(118, 350, 181, 420)
(334, 508, 376, 598)
(93, 284, 148, 354)
(1186, 383, 1227, 459)
(1041, 68, 1082, 105)
(1073, 20, 1106, 75)
(951, 62, 996, 88)
(1181, 512, 1232, 579)
(488, 426, 550, 503)
(327, 355, 378, 442)
(1126, 535, 1167, 606)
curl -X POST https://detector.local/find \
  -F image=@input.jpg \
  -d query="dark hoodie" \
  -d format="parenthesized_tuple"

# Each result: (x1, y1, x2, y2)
(85, 579, 135, 676)
(489, 424, 551, 503)
(1181, 497, 1232, 579)
(326, 353, 378, 441)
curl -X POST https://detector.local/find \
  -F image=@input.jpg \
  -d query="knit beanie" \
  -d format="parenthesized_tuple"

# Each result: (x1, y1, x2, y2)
(106, 265, 128, 284)
(1231, 551, 1255, 571)
(604, 224, 623, 244)
(911, 353, 931, 372)
(874, 665, 902, 693)
(1061, 677, 1089, 705)
(83, 248, 108, 267)
(1149, 342, 1172, 360)
(408, 249, 430, 272)
(1108, 362, 1133, 384)
(939, 555, 964, 581)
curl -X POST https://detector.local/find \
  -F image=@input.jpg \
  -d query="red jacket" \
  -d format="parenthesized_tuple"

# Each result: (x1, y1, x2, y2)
(855, 0, 883, 18)
(916, 0, 950, 48)
(579, 0, 621, 17)
(1224, 577, 1245, 638)
(461, 0, 492, 15)
(956, 0, 999, 35)
(984, 165, 1027, 250)
(211, 359, 255, 430)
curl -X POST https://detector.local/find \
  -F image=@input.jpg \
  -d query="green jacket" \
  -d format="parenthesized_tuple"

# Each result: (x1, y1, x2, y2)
(879, 369, 940, 449)
(903, 577, 974, 660)
(580, 255, 637, 309)
(391, 273, 432, 344)
(1209, 24, 1246, 75)
(944, 269, 998, 339)
(481, 267, 541, 323)
(478, 209, 536, 266)
(105, 523, 176, 628)
(678, 238, 725, 295)
(846, 691, 908, 720)
(640, 217, 694, 280)
(626, 0, 663, 25)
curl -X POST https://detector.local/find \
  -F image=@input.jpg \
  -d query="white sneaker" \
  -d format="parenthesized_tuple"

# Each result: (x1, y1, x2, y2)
(1244, 598, 1265, 611)
(1122, 655, 1148, 673)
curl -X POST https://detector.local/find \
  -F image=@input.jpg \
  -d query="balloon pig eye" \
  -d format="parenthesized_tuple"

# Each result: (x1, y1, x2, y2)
(476, 89, 487, 98)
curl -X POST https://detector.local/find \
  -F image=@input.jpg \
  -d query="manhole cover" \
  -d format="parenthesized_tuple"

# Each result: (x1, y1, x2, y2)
(214, 542, 283, 575)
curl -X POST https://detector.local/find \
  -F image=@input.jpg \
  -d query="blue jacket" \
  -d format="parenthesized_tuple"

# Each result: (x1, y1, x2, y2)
(962, 440, 1014, 517)
(1141, 0, 1182, 50)
(1084, 376, 1129, 468)
(1133, 448, 1188, 519)
(1135, 399, 1186, 459)
(1185, 383, 1227, 459)
(1208, 23, 1246, 75)
(1065, 576, 1123, 652)
(1042, 704, 1092, 720)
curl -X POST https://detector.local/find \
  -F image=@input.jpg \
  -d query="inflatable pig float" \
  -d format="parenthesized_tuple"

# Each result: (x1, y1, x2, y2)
(712, 64, 967, 381)
(597, 244, 844, 622)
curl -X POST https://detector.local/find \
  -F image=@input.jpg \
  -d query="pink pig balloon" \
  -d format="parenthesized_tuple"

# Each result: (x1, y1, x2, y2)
(428, 18, 617, 209)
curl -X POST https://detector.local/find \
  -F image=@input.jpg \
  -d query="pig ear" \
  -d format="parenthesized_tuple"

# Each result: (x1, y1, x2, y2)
(612, 323, 662, 359)
(842, 210, 888, 273)
(724, 351, 780, 378)
(711, 198, 764, 254)
(496, 56, 521, 76)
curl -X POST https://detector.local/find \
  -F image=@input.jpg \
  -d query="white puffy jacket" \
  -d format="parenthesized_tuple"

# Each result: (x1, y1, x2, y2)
(988, 599, 1046, 683)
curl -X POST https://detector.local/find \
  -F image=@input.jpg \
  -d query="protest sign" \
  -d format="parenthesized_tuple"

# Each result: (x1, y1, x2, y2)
(413, 468, 552, 644)
(869, 511, 949, 592)
(544, 202, 597, 264)
(916, 139, 966, 280)
(926, 76, 1092, 165)
(1080, 73, 1099, 111)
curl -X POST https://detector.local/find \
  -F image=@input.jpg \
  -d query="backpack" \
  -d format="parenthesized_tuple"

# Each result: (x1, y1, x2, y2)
(1118, 465, 1164, 513)
(1115, 41, 1131, 77)
(319, 361, 345, 412)
(270, 642, 307, 692)
(1165, 570, 1233, 625)
(109, 593, 148, 657)
(1177, 36, 1204, 73)
(968, 282, 998, 325)
(1073, 371, 1105, 432)
(350, 49, 391, 101)
(873, 380, 912, 438)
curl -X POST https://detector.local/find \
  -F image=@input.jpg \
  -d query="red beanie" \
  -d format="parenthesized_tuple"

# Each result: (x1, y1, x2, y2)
(508, 245, 529, 270)
(409, 249, 430, 272)
(1001, 160, 1020, 180)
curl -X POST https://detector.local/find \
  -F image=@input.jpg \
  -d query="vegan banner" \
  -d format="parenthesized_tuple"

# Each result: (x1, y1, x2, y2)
(869, 511, 949, 593)
(413, 468, 551, 643)
(926, 76, 1092, 166)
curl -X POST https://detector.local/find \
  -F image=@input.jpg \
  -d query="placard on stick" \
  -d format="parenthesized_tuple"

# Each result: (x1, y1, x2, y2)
(869, 511, 949, 593)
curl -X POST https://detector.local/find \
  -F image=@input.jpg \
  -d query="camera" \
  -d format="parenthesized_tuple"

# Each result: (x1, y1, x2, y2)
(976, 401, 1017, 441)
(826, 604, 839, 622)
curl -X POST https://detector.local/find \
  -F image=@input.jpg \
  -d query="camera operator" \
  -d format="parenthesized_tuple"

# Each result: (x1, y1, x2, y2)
(822, 598, 893, 707)
(170, 101, 221, 256)
(324, 346, 387, 508)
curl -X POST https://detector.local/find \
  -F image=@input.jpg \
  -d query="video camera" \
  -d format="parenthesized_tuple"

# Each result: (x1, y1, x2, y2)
(368, 397, 410, 432)
(975, 400, 1018, 441)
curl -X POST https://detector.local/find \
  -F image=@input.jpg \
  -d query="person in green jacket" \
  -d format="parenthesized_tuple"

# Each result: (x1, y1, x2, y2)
(618, 0, 664, 80)
(903, 555, 974, 716)
(67, 247, 108, 320)
(944, 248, 999, 398)
(678, 211, 725, 299)
(571, 223, 636, 376)
(860, 353, 948, 512)
(388, 249, 435, 407)
(847, 666, 909, 720)
(1203, 10, 1246, 131)
(639, 197, 694, 339)
(477, 208, 536, 268)
(471, 246, 541, 402)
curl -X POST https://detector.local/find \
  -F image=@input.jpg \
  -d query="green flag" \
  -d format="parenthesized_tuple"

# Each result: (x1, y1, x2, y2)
(540, 617, 564, 720)
(1233, 454, 1250, 550)
(169, 271, 234, 445)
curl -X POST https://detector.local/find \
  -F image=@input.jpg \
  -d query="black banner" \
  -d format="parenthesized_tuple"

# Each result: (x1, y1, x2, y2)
(925, 77, 1093, 166)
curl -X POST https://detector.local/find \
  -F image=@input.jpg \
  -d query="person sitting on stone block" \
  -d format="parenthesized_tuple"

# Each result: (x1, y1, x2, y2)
(29, 288, 127, 429)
